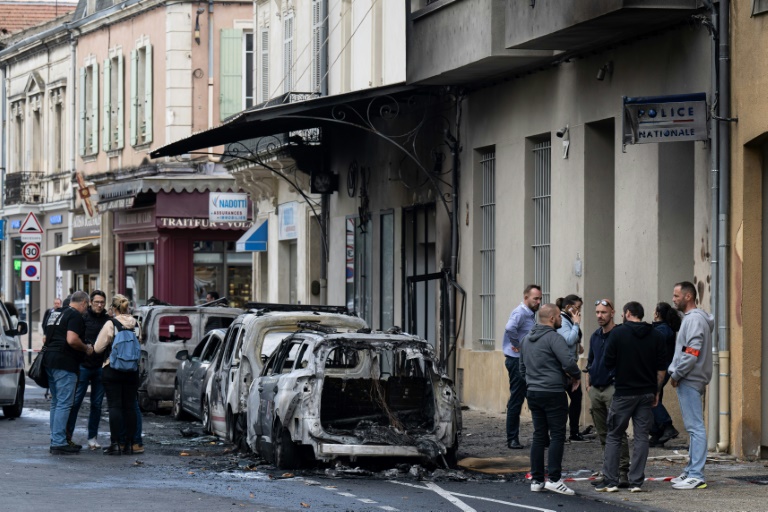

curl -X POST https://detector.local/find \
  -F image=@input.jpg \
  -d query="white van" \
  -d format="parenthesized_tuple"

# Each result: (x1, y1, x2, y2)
(0, 302, 29, 417)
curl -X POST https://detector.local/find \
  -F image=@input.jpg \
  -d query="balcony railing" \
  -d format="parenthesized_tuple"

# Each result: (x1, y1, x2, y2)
(5, 172, 45, 205)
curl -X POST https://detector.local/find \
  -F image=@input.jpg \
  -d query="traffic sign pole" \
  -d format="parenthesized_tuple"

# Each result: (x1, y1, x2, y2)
(26, 282, 31, 364)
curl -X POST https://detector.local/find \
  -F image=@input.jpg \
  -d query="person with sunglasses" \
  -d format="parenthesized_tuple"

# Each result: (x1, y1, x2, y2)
(66, 290, 110, 450)
(586, 299, 629, 488)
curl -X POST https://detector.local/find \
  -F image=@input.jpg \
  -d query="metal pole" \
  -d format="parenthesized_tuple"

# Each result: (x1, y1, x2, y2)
(26, 281, 31, 364)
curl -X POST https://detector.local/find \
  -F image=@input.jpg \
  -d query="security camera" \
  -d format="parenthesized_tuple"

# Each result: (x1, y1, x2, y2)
(556, 125, 569, 138)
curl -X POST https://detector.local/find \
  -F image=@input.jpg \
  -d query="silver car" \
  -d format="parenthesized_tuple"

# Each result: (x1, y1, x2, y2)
(173, 328, 226, 425)
(246, 331, 462, 469)
(0, 302, 28, 418)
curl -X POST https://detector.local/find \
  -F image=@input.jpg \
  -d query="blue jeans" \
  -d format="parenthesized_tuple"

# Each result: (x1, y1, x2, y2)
(677, 382, 707, 480)
(505, 356, 527, 444)
(66, 365, 104, 440)
(47, 367, 77, 447)
(650, 372, 673, 435)
(527, 390, 568, 483)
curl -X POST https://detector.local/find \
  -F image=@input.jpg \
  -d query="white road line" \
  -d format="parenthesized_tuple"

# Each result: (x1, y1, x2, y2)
(389, 480, 557, 512)
(390, 481, 477, 512)
(378, 507, 399, 511)
(358, 498, 378, 503)
(337, 492, 357, 497)
(321, 486, 338, 491)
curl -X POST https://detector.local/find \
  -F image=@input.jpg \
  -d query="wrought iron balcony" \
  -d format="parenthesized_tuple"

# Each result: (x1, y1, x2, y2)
(5, 171, 45, 205)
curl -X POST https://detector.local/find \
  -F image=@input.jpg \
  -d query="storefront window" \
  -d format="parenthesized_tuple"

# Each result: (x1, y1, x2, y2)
(193, 241, 251, 306)
(125, 241, 154, 307)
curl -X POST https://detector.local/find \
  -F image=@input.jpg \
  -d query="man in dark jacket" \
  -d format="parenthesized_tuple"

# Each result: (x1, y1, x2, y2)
(520, 303, 581, 496)
(66, 290, 110, 449)
(595, 301, 666, 493)
(44, 291, 92, 455)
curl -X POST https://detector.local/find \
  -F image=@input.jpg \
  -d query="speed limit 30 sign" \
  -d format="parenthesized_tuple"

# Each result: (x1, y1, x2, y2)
(22, 242, 40, 261)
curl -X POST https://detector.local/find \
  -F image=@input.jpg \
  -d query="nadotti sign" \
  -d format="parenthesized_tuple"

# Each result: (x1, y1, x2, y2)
(209, 193, 248, 222)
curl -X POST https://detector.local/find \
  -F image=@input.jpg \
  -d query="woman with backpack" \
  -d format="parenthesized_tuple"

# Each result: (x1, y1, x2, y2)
(94, 294, 140, 455)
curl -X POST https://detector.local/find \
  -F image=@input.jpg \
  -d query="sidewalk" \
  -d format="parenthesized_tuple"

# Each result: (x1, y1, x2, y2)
(461, 407, 768, 512)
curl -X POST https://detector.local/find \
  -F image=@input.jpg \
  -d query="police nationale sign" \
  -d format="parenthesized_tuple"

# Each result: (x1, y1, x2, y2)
(209, 192, 248, 222)
(622, 93, 708, 145)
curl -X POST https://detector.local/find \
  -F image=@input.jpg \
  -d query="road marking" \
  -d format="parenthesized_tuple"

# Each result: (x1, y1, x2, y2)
(358, 498, 378, 503)
(337, 492, 356, 497)
(390, 481, 476, 512)
(378, 507, 399, 511)
(389, 480, 557, 512)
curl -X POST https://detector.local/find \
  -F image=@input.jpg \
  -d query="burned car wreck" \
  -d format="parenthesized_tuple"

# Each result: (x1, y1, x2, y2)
(246, 328, 462, 469)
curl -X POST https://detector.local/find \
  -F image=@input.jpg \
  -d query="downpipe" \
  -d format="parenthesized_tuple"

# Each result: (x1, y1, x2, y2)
(707, 7, 719, 452)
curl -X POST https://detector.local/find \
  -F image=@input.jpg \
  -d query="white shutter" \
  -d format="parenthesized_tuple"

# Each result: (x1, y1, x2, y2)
(283, 13, 293, 94)
(311, 0, 322, 93)
(260, 27, 269, 102)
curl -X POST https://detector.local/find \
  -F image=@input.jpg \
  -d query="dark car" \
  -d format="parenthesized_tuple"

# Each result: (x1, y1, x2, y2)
(173, 328, 226, 425)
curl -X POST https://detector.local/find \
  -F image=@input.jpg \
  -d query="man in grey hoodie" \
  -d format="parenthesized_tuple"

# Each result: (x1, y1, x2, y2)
(669, 281, 714, 490)
(520, 303, 582, 496)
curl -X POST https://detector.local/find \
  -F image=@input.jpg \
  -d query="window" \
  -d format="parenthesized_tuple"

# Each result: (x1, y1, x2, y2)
(379, 211, 394, 329)
(130, 42, 153, 146)
(479, 149, 495, 347)
(259, 27, 269, 102)
(11, 101, 24, 172)
(532, 140, 551, 303)
(283, 11, 294, 93)
(51, 88, 65, 174)
(311, 0, 325, 93)
(30, 95, 42, 171)
(103, 52, 125, 151)
(79, 61, 99, 156)
(345, 216, 372, 324)
(244, 32, 254, 109)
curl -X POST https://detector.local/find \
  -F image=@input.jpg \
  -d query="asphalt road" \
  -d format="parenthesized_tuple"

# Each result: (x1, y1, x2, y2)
(1, 378, 660, 512)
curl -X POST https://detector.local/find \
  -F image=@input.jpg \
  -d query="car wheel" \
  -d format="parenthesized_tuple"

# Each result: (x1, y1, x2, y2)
(172, 382, 188, 420)
(233, 412, 250, 453)
(273, 420, 300, 470)
(2, 376, 24, 418)
(201, 398, 212, 434)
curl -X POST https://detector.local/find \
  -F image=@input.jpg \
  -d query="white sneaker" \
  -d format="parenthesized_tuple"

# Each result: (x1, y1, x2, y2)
(670, 472, 688, 484)
(87, 437, 101, 450)
(545, 479, 576, 495)
(531, 480, 545, 492)
(672, 477, 707, 490)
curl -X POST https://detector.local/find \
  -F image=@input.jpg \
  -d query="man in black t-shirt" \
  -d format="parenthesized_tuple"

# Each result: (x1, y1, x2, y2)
(43, 291, 93, 455)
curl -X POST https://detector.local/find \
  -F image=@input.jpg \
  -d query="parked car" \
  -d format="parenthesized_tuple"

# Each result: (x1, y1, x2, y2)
(0, 302, 28, 418)
(245, 329, 462, 469)
(133, 304, 242, 411)
(173, 328, 226, 424)
(205, 304, 366, 447)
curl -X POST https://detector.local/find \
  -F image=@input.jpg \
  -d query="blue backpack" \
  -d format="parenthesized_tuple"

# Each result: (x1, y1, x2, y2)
(110, 319, 141, 371)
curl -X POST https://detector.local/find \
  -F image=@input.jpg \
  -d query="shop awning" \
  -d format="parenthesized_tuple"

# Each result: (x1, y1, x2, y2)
(42, 241, 95, 257)
(236, 220, 268, 252)
(150, 83, 424, 158)
(97, 175, 240, 212)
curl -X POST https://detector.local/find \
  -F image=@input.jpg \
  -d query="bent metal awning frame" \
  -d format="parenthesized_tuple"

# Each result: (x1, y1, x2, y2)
(42, 241, 96, 257)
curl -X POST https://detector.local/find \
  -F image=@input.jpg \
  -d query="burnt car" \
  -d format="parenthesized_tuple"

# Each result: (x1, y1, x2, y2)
(245, 329, 462, 469)
(134, 303, 242, 411)
(173, 328, 226, 423)
(205, 304, 366, 447)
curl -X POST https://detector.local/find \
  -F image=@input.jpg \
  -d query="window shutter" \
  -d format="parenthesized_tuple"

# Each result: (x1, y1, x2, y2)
(102, 58, 111, 151)
(311, 0, 322, 93)
(260, 27, 269, 102)
(219, 28, 243, 120)
(283, 13, 293, 94)
(79, 67, 86, 156)
(117, 53, 124, 149)
(144, 44, 153, 143)
(90, 61, 98, 154)
(130, 49, 137, 146)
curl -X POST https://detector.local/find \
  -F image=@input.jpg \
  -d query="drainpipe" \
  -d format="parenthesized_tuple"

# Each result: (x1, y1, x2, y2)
(319, 0, 329, 303)
(716, 0, 731, 453)
(207, 0, 215, 161)
(707, 6, 720, 452)
(1, 63, 7, 299)
(447, 92, 463, 380)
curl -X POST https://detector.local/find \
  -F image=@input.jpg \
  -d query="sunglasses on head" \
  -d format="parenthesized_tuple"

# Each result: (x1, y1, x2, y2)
(595, 300, 614, 309)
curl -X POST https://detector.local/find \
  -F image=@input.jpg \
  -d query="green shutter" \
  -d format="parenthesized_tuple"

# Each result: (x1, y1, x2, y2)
(79, 67, 86, 156)
(130, 49, 138, 146)
(144, 44, 153, 143)
(117, 53, 124, 149)
(102, 58, 111, 152)
(219, 28, 243, 121)
(91, 61, 99, 154)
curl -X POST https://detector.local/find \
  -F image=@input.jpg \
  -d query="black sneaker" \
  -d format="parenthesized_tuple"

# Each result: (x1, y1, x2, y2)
(507, 440, 524, 450)
(569, 433, 588, 442)
(50, 444, 81, 455)
(657, 426, 679, 445)
(67, 439, 83, 451)
(618, 474, 630, 488)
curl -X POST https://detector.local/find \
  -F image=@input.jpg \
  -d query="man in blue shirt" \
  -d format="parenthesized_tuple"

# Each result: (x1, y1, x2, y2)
(503, 284, 542, 449)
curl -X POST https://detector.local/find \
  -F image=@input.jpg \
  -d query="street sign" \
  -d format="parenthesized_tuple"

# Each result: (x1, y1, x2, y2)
(21, 262, 41, 282)
(20, 234, 42, 243)
(19, 212, 43, 234)
(22, 243, 40, 261)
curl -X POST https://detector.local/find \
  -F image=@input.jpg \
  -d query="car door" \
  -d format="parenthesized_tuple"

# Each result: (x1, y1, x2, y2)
(0, 305, 18, 403)
(186, 331, 222, 418)
(256, 338, 301, 438)
(210, 323, 241, 438)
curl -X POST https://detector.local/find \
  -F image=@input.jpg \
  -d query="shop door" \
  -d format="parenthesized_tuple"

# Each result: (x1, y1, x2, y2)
(402, 204, 436, 344)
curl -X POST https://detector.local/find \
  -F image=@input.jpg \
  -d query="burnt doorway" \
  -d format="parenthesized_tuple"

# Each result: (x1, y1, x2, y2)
(402, 203, 437, 345)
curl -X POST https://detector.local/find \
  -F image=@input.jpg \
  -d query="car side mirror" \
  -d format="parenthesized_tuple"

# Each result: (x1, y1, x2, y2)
(176, 349, 189, 361)
(8, 321, 28, 337)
